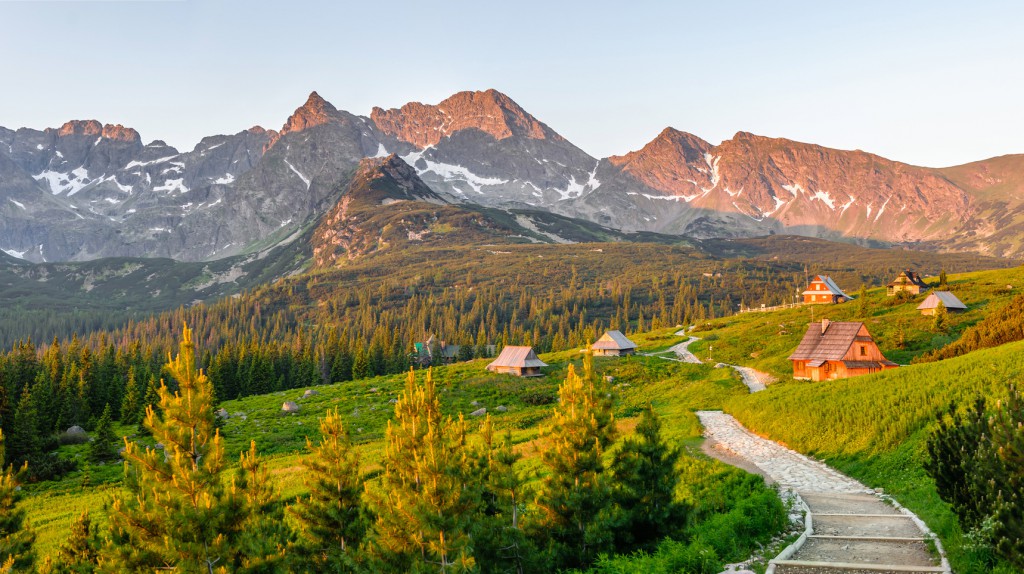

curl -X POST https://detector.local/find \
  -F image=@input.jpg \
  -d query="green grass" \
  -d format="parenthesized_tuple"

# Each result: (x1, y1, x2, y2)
(726, 340, 1024, 574)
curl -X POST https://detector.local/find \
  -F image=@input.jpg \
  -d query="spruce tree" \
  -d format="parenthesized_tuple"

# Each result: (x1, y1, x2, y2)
(534, 357, 616, 570)
(105, 324, 247, 572)
(7, 388, 39, 467)
(610, 404, 685, 551)
(89, 404, 118, 463)
(119, 367, 141, 426)
(933, 299, 948, 333)
(857, 285, 868, 317)
(0, 429, 34, 572)
(472, 418, 536, 574)
(291, 408, 367, 571)
(235, 441, 291, 573)
(369, 368, 480, 572)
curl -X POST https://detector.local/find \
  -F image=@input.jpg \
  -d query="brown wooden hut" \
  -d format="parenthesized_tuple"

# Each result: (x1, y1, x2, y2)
(802, 275, 852, 304)
(789, 319, 898, 381)
(486, 346, 548, 377)
(591, 330, 638, 356)
(887, 270, 928, 296)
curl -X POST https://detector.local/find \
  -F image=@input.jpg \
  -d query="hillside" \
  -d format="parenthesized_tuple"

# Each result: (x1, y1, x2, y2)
(685, 265, 1024, 374)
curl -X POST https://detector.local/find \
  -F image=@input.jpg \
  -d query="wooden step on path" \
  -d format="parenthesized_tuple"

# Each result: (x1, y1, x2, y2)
(767, 492, 949, 574)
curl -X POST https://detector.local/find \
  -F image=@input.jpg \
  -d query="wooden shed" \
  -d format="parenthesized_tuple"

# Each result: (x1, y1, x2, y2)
(887, 270, 928, 296)
(591, 330, 638, 356)
(789, 319, 898, 381)
(917, 291, 967, 315)
(486, 346, 548, 377)
(802, 275, 852, 304)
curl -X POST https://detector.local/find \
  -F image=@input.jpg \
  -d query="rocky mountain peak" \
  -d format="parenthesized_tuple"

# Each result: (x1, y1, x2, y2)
(54, 120, 140, 143)
(264, 91, 342, 151)
(370, 88, 555, 149)
(349, 154, 446, 205)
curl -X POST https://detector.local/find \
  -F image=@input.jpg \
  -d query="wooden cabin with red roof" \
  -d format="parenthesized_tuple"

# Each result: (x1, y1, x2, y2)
(802, 275, 853, 304)
(789, 319, 898, 381)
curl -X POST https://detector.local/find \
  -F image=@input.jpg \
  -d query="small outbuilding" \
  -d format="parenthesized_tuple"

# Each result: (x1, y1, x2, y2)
(802, 275, 853, 304)
(789, 319, 898, 381)
(591, 330, 638, 356)
(887, 270, 928, 296)
(486, 346, 548, 377)
(917, 291, 967, 315)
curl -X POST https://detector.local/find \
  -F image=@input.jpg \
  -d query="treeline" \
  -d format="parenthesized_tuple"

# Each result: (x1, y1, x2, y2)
(0, 327, 785, 573)
(920, 291, 1024, 362)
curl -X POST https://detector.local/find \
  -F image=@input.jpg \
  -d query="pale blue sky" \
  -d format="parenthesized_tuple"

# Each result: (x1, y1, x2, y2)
(1, 0, 1021, 167)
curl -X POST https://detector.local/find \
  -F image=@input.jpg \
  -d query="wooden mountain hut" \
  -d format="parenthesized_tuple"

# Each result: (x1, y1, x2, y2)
(591, 330, 638, 356)
(917, 291, 967, 315)
(802, 275, 853, 304)
(486, 346, 548, 377)
(887, 270, 928, 296)
(789, 319, 898, 381)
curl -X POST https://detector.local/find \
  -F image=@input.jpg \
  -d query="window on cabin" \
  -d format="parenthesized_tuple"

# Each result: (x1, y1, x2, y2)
(860, 345, 867, 357)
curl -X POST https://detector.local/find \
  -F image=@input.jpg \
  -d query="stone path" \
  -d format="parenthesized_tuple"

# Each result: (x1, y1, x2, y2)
(697, 411, 950, 574)
(668, 335, 703, 363)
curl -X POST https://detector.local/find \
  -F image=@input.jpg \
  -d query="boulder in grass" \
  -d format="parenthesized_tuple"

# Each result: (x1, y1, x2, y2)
(216, 408, 230, 419)
(282, 401, 300, 414)
(470, 408, 487, 417)
(495, 405, 508, 413)
(302, 389, 318, 399)
(470, 400, 482, 407)
(61, 425, 89, 444)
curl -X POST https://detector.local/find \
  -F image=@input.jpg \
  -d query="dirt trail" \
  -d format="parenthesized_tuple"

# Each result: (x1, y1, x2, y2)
(697, 411, 949, 574)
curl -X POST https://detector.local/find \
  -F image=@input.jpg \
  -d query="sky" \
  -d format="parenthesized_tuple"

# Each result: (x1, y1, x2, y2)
(1, 0, 1022, 167)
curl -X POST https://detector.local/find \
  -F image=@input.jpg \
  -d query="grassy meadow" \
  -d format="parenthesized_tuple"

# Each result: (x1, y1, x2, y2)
(22, 327, 788, 570)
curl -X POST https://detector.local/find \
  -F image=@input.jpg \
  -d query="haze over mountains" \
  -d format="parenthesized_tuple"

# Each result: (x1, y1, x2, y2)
(1, 89, 1022, 263)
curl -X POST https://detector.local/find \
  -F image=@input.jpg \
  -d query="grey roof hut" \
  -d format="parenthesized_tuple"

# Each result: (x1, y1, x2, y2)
(591, 330, 638, 356)
(486, 346, 547, 377)
(917, 291, 967, 315)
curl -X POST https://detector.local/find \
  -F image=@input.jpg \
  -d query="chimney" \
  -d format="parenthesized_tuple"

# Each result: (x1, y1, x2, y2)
(821, 318, 830, 334)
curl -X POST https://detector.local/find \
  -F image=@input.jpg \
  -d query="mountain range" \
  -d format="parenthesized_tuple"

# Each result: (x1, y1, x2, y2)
(2, 88, 1022, 263)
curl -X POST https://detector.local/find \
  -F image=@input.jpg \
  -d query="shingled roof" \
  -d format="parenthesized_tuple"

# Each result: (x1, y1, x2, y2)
(802, 275, 852, 299)
(788, 320, 864, 361)
(591, 330, 637, 351)
(887, 270, 928, 288)
(487, 346, 548, 369)
(917, 291, 967, 311)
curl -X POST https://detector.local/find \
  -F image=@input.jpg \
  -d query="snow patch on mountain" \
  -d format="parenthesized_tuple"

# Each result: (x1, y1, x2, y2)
(154, 178, 189, 194)
(284, 159, 311, 189)
(401, 151, 508, 194)
(8, 199, 25, 210)
(214, 173, 235, 185)
(125, 155, 178, 169)
(33, 167, 94, 196)
(810, 190, 836, 209)
(1, 248, 26, 259)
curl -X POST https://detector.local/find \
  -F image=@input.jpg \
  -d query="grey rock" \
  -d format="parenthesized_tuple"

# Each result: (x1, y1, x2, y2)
(495, 405, 507, 412)
(216, 408, 230, 419)
(65, 425, 87, 439)
(302, 389, 319, 399)
(469, 408, 487, 417)
(281, 401, 300, 413)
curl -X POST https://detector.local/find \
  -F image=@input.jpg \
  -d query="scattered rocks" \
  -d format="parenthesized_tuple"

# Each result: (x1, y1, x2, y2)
(281, 401, 300, 414)
(470, 408, 487, 417)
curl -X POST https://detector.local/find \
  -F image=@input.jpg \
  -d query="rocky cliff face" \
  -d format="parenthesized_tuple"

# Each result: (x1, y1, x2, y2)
(3, 88, 1024, 263)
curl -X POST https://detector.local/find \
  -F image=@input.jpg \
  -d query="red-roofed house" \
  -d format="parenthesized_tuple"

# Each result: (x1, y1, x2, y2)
(789, 319, 898, 381)
(802, 275, 853, 304)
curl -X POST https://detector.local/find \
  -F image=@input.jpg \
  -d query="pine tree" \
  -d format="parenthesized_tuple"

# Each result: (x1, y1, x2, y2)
(106, 324, 247, 572)
(939, 268, 948, 288)
(39, 510, 102, 574)
(88, 404, 118, 463)
(7, 388, 39, 467)
(534, 357, 616, 569)
(610, 404, 685, 551)
(0, 429, 34, 572)
(857, 284, 868, 317)
(292, 408, 368, 571)
(235, 441, 291, 573)
(368, 368, 480, 572)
